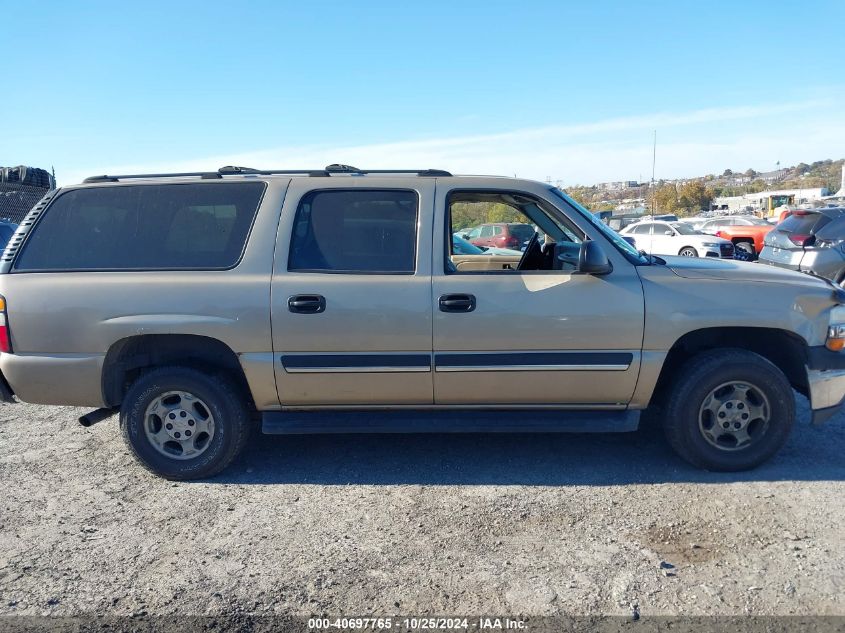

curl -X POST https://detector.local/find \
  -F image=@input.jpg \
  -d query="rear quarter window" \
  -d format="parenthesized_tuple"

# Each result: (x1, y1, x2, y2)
(13, 182, 266, 271)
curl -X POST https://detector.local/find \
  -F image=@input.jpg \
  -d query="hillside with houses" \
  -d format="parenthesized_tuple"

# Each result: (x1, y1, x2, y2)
(567, 158, 844, 216)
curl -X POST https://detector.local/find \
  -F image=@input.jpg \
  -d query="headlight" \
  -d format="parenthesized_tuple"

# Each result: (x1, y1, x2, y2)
(826, 323, 845, 351)
(701, 242, 719, 247)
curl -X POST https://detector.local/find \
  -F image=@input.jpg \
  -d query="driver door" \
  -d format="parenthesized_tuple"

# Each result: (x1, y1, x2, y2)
(432, 181, 645, 407)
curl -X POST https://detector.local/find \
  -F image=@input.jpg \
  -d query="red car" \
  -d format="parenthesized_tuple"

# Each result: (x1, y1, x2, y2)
(464, 223, 535, 250)
(712, 223, 774, 258)
(699, 216, 774, 258)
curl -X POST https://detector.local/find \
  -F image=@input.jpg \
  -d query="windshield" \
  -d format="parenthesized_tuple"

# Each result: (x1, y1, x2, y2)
(670, 222, 699, 235)
(745, 217, 772, 226)
(548, 187, 649, 264)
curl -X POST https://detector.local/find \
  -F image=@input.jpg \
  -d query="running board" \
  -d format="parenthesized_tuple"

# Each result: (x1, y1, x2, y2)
(261, 409, 639, 435)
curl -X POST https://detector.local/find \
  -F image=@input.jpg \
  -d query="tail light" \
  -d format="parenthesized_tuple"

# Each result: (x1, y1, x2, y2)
(817, 239, 845, 251)
(0, 296, 9, 353)
(788, 234, 812, 246)
(715, 230, 723, 238)
(504, 236, 520, 248)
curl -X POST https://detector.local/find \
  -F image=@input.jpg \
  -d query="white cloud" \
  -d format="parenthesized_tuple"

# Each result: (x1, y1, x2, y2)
(58, 99, 844, 187)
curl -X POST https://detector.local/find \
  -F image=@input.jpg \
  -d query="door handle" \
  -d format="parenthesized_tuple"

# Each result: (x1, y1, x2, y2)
(288, 294, 326, 314)
(439, 293, 476, 313)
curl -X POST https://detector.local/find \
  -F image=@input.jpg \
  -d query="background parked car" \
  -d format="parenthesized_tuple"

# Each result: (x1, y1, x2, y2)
(621, 220, 734, 258)
(758, 207, 845, 283)
(452, 233, 523, 256)
(676, 216, 710, 230)
(607, 215, 643, 232)
(699, 215, 770, 233)
(464, 223, 535, 250)
(700, 216, 773, 258)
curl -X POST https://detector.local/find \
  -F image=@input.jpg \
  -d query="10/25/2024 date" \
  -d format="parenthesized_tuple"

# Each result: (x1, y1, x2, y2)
(308, 617, 526, 630)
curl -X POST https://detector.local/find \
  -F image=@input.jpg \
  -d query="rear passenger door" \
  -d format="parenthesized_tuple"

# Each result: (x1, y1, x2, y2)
(271, 179, 435, 406)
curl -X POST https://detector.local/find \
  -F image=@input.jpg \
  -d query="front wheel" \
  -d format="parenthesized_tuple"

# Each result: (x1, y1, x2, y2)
(120, 367, 252, 480)
(678, 247, 698, 257)
(735, 241, 756, 258)
(662, 349, 794, 471)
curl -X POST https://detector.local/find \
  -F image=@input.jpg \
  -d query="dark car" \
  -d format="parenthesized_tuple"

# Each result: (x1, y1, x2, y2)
(758, 207, 845, 283)
(0, 221, 17, 249)
(608, 215, 644, 231)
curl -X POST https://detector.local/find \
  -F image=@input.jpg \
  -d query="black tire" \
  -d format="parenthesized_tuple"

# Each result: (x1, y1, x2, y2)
(678, 247, 698, 257)
(662, 349, 794, 471)
(120, 366, 251, 480)
(735, 241, 756, 258)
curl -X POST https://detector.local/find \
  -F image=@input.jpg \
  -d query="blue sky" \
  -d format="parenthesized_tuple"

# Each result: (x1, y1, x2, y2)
(3, 0, 843, 186)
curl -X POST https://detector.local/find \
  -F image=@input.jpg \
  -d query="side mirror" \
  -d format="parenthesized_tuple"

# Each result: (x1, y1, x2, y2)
(622, 236, 636, 246)
(578, 241, 613, 275)
(664, 230, 674, 236)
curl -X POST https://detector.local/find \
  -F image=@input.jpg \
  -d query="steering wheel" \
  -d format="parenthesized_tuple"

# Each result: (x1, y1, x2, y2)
(516, 231, 542, 271)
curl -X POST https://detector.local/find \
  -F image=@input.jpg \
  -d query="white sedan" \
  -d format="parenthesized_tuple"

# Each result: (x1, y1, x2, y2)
(621, 220, 735, 258)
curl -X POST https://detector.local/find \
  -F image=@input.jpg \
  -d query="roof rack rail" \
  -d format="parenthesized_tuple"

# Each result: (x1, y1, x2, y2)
(83, 171, 224, 183)
(322, 165, 452, 177)
(217, 165, 262, 174)
(82, 165, 452, 183)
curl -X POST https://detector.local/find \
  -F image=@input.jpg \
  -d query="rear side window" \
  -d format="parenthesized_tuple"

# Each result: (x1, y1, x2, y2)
(288, 189, 418, 274)
(14, 182, 265, 271)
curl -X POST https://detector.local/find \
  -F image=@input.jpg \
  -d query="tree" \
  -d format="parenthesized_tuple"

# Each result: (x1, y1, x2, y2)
(677, 181, 713, 214)
(652, 184, 679, 214)
(746, 179, 766, 193)
(744, 168, 757, 178)
(566, 188, 592, 208)
(795, 162, 810, 175)
(722, 169, 733, 177)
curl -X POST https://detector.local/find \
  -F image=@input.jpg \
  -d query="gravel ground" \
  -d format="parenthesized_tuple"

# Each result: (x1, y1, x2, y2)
(0, 396, 843, 620)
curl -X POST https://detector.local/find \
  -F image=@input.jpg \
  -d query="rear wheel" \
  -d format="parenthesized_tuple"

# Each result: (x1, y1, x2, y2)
(678, 247, 698, 257)
(120, 367, 251, 480)
(662, 349, 794, 471)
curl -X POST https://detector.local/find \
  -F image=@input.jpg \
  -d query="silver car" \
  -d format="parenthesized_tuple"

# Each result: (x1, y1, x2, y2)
(759, 207, 845, 284)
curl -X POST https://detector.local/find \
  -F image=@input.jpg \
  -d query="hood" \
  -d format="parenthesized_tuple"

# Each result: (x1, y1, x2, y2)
(662, 255, 832, 288)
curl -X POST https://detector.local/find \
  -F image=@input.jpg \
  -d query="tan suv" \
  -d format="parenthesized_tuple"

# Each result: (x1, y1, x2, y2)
(1, 165, 844, 479)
